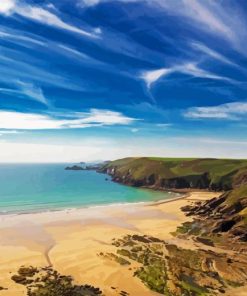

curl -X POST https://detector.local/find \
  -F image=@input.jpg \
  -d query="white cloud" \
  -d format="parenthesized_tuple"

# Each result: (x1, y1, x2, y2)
(184, 102, 247, 120)
(71, 109, 136, 127)
(0, 0, 16, 15)
(141, 68, 172, 88)
(141, 62, 233, 88)
(17, 6, 99, 38)
(0, 109, 136, 130)
(131, 128, 139, 133)
(0, 1, 100, 38)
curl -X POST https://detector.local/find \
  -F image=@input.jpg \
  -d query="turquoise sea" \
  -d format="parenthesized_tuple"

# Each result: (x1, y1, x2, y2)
(0, 164, 177, 214)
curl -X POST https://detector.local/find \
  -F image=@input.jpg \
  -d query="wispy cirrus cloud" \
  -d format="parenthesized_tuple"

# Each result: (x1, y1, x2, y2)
(190, 42, 237, 67)
(0, 81, 48, 106)
(0, 28, 45, 47)
(0, 109, 137, 130)
(58, 44, 90, 59)
(184, 102, 247, 120)
(78, 0, 234, 38)
(0, 25, 98, 63)
(157, 0, 247, 55)
(0, 0, 101, 38)
(17, 6, 100, 38)
(141, 62, 234, 89)
(158, 0, 234, 41)
(18, 81, 49, 106)
(0, 48, 86, 91)
(79, 0, 247, 53)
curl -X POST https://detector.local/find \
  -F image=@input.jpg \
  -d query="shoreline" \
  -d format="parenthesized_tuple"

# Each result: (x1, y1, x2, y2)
(0, 182, 217, 218)
(0, 191, 222, 296)
(0, 190, 182, 218)
(0, 193, 186, 229)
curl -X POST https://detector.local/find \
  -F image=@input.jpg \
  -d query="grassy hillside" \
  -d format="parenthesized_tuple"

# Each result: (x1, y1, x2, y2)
(100, 157, 247, 190)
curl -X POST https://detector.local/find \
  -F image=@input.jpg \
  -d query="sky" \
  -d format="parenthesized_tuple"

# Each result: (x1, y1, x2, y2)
(0, 0, 247, 162)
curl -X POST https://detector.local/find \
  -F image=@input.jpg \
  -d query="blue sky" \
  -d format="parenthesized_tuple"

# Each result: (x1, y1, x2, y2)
(0, 0, 247, 162)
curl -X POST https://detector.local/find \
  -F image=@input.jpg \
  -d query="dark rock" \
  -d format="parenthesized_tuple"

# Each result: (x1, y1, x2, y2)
(11, 266, 103, 296)
(65, 165, 83, 171)
(213, 220, 236, 233)
(196, 237, 214, 246)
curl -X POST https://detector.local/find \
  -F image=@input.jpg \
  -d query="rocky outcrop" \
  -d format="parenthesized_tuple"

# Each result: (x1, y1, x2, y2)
(66, 162, 106, 171)
(65, 165, 84, 170)
(181, 187, 247, 244)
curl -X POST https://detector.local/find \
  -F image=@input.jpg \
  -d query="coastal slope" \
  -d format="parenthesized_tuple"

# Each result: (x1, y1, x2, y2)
(99, 157, 247, 191)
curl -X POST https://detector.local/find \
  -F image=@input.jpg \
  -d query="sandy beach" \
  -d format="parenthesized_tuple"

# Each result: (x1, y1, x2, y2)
(0, 192, 223, 295)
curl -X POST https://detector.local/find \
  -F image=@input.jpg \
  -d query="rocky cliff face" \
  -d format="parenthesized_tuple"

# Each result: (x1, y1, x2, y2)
(101, 167, 230, 191)
(99, 157, 247, 191)
(109, 172, 212, 190)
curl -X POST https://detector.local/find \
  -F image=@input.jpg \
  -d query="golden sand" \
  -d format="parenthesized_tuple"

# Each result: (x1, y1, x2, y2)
(0, 192, 221, 295)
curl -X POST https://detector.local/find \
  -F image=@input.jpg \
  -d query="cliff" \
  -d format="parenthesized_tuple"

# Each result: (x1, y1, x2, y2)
(99, 157, 247, 191)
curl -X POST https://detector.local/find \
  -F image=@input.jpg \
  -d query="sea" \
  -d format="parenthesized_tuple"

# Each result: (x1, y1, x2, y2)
(0, 163, 178, 214)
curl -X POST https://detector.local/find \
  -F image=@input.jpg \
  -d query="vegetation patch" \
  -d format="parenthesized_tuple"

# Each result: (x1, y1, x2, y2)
(174, 221, 202, 236)
(99, 252, 130, 266)
(134, 261, 168, 294)
(180, 280, 208, 296)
